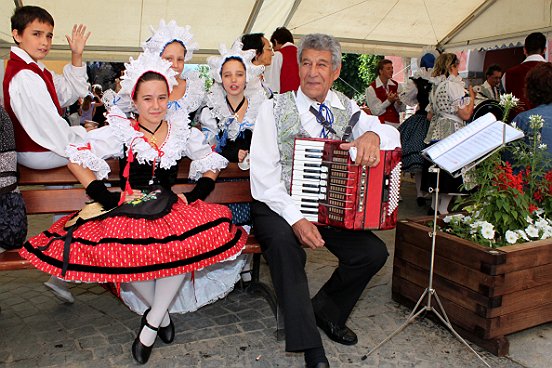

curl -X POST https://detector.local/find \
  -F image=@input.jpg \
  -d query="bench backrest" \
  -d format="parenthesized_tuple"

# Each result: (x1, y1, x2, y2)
(18, 159, 252, 215)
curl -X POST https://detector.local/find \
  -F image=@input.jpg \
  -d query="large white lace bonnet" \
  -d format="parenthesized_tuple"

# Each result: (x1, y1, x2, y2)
(142, 20, 199, 62)
(116, 52, 178, 113)
(207, 41, 264, 84)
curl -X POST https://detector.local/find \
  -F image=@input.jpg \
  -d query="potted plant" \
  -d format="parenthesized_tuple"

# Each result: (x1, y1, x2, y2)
(392, 95, 552, 356)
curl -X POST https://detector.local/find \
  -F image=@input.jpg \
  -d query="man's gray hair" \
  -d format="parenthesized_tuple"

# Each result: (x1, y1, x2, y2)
(297, 33, 342, 70)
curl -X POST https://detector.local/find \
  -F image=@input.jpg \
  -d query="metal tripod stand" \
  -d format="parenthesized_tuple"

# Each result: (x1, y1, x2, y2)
(367, 167, 490, 367)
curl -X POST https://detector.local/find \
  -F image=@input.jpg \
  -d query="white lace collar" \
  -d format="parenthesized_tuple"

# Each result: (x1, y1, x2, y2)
(168, 69, 205, 114)
(204, 82, 267, 140)
(107, 106, 191, 170)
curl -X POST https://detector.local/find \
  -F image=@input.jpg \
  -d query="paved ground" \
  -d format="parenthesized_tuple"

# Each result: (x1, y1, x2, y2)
(1, 180, 550, 367)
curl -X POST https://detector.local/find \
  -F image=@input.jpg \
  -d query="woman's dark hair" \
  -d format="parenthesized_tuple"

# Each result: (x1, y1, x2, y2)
(241, 33, 265, 56)
(525, 62, 552, 106)
(270, 27, 294, 46)
(11, 6, 54, 43)
(132, 72, 168, 99)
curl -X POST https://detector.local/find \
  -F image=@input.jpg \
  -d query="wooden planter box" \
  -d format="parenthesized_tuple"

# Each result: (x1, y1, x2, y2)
(392, 217, 552, 356)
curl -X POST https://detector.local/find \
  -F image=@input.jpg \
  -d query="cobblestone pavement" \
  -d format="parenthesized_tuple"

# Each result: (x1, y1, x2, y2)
(1, 182, 550, 367)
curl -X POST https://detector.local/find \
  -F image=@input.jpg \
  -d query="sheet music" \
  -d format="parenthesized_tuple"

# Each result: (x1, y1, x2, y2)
(422, 112, 524, 174)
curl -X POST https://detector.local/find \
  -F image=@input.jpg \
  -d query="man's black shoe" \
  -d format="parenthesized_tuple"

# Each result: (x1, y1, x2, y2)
(315, 315, 358, 345)
(307, 362, 330, 368)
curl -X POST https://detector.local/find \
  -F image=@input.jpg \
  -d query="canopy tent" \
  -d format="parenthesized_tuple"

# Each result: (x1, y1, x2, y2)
(0, 0, 550, 62)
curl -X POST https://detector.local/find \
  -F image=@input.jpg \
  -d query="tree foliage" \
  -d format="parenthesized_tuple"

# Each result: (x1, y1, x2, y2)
(333, 54, 383, 104)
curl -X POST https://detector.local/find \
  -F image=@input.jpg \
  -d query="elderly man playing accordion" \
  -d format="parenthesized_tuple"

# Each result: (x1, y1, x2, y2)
(249, 33, 400, 368)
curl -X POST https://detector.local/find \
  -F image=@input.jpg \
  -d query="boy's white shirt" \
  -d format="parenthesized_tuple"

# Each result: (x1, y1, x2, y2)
(8, 46, 88, 158)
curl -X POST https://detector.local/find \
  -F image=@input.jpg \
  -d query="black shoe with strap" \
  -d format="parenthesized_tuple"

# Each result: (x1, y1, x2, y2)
(141, 308, 175, 344)
(314, 314, 358, 345)
(132, 320, 157, 364)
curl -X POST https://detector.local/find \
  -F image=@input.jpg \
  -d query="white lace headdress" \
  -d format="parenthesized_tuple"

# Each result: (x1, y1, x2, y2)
(142, 20, 199, 62)
(116, 52, 178, 113)
(207, 41, 264, 84)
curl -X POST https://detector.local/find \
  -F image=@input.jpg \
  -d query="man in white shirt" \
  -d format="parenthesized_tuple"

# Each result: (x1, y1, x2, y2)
(250, 33, 400, 368)
(474, 64, 502, 106)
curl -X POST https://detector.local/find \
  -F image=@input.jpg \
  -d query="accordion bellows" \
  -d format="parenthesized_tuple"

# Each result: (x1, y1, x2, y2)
(291, 138, 401, 230)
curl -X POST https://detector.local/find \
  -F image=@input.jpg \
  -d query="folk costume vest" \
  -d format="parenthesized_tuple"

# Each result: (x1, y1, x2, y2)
(370, 79, 399, 124)
(279, 45, 300, 93)
(3, 52, 63, 153)
(505, 61, 543, 117)
(273, 91, 352, 192)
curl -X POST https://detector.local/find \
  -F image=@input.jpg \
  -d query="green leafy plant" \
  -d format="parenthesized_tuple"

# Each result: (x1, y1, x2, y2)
(441, 99, 552, 247)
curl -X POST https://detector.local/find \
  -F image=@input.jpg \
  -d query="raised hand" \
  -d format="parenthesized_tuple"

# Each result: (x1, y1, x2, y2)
(66, 24, 91, 56)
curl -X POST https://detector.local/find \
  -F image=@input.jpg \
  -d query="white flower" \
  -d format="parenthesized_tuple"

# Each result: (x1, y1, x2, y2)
(481, 224, 495, 240)
(526, 216, 534, 224)
(529, 114, 545, 130)
(444, 214, 464, 223)
(517, 230, 530, 241)
(539, 144, 547, 150)
(505, 230, 519, 244)
(525, 225, 540, 238)
(499, 93, 519, 108)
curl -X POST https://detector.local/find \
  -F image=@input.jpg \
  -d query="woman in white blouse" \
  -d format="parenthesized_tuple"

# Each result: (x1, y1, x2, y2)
(423, 52, 475, 214)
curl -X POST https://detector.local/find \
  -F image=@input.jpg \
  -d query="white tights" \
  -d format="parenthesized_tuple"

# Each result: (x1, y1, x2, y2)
(431, 193, 453, 215)
(128, 274, 185, 346)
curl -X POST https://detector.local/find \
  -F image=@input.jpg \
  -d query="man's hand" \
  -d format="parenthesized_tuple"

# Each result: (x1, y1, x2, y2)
(340, 131, 381, 167)
(387, 91, 400, 103)
(292, 219, 325, 249)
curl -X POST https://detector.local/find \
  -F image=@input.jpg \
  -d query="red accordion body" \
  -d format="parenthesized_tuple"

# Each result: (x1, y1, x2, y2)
(290, 138, 401, 230)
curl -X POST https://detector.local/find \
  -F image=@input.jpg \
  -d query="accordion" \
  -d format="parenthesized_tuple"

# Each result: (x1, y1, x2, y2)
(290, 138, 401, 230)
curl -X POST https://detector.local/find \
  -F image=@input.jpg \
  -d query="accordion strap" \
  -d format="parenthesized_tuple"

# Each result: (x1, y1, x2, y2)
(341, 110, 361, 141)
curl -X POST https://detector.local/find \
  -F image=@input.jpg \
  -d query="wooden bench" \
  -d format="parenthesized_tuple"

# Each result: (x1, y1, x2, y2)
(0, 160, 277, 315)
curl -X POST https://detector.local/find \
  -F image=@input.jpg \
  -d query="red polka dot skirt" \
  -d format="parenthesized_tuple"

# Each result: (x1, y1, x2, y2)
(20, 199, 247, 283)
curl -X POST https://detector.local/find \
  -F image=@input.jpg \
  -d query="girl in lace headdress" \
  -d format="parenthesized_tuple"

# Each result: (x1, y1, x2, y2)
(422, 52, 475, 215)
(198, 41, 267, 164)
(142, 20, 205, 123)
(19, 52, 247, 364)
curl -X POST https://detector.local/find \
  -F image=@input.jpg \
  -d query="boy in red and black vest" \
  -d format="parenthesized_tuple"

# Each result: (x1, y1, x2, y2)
(365, 59, 405, 128)
(3, 5, 91, 304)
(3, 5, 90, 170)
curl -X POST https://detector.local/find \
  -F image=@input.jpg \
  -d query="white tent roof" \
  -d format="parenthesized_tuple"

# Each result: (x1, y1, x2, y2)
(1, 0, 550, 62)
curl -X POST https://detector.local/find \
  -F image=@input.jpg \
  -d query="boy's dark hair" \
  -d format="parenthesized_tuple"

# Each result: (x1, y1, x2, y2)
(485, 64, 502, 77)
(524, 32, 547, 55)
(241, 33, 265, 56)
(11, 6, 54, 45)
(270, 27, 294, 46)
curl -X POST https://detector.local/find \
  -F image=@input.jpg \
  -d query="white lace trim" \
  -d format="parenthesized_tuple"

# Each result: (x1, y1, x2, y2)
(168, 69, 205, 114)
(205, 82, 267, 140)
(65, 145, 111, 180)
(189, 152, 228, 181)
(108, 106, 191, 169)
(412, 67, 433, 81)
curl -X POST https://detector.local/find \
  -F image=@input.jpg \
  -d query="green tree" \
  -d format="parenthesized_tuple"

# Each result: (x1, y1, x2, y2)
(197, 64, 213, 91)
(333, 54, 383, 104)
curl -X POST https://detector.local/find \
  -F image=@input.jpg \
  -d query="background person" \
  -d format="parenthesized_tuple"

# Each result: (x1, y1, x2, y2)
(264, 26, 300, 93)
(423, 52, 475, 215)
(365, 59, 405, 128)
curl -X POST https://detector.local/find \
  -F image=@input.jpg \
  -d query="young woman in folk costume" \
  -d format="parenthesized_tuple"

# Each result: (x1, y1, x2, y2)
(19, 52, 247, 364)
(141, 20, 205, 123)
(198, 41, 266, 164)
